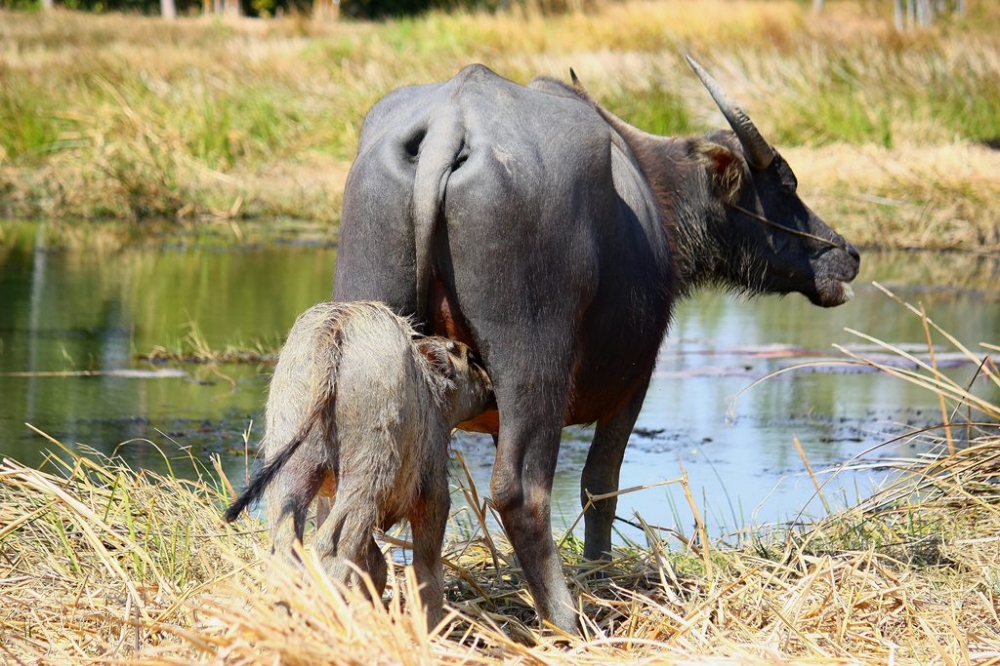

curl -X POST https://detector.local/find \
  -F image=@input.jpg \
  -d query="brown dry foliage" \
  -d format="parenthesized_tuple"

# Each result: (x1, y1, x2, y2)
(2, 417, 999, 663)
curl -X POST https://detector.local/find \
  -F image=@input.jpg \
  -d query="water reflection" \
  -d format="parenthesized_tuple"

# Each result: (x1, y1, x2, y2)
(0, 223, 336, 470)
(1, 220, 997, 541)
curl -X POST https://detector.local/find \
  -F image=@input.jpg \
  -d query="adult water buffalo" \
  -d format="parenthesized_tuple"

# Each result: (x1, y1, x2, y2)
(333, 57, 860, 632)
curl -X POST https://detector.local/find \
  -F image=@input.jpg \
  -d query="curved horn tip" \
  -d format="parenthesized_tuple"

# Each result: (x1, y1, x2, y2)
(684, 54, 712, 83)
(569, 68, 581, 85)
(684, 53, 774, 170)
(684, 54, 725, 96)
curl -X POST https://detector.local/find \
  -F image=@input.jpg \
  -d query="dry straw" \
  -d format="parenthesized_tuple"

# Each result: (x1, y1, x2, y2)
(2, 291, 1000, 663)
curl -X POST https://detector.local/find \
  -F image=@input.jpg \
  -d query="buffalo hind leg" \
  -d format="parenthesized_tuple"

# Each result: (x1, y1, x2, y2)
(580, 379, 650, 562)
(491, 400, 577, 633)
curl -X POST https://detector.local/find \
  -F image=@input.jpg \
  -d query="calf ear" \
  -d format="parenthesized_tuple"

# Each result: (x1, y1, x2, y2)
(695, 140, 744, 205)
(415, 339, 456, 380)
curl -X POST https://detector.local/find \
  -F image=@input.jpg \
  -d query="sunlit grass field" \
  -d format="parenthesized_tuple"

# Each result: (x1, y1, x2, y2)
(1, 0, 999, 249)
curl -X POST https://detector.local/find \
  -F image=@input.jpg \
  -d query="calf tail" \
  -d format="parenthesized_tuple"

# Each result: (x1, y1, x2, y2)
(224, 306, 347, 524)
(223, 406, 326, 523)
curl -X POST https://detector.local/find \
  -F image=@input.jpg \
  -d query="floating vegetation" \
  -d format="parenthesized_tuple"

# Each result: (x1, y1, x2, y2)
(138, 322, 281, 365)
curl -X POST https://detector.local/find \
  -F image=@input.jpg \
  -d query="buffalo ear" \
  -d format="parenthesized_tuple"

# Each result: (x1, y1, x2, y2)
(694, 140, 744, 205)
(415, 339, 456, 380)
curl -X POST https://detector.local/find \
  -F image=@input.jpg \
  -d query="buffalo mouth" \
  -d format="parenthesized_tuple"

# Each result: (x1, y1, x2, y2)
(809, 279, 856, 308)
(807, 243, 860, 308)
(809, 261, 860, 307)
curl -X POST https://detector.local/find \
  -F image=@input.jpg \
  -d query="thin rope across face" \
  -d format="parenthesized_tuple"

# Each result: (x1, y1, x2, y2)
(724, 201, 847, 252)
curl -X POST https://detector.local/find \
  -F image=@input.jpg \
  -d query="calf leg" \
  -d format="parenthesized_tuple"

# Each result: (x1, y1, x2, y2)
(315, 496, 332, 528)
(313, 482, 382, 597)
(580, 379, 650, 561)
(264, 451, 326, 560)
(410, 465, 451, 628)
(364, 536, 388, 596)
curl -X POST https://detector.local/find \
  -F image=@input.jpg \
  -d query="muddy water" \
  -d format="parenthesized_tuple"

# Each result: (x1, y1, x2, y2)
(1, 222, 998, 542)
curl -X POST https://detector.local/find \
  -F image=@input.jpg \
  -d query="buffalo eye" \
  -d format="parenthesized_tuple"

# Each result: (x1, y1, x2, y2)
(784, 173, 798, 195)
(776, 158, 798, 195)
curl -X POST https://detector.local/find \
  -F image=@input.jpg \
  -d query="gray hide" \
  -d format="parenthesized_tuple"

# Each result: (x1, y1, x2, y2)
(333, 61, 860, 631)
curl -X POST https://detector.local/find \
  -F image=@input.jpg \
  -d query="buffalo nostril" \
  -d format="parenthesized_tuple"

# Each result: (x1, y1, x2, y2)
(847, 243, 860, 262)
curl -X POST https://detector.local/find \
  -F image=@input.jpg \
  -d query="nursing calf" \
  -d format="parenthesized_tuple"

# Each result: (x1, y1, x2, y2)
(224, 300, 493, 625)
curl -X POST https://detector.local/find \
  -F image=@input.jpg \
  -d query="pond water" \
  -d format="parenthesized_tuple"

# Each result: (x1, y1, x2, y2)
(1, 221, 998, 545)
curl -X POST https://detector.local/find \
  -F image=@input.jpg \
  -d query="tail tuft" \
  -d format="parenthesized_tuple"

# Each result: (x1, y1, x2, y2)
(222, 422, 315, 522)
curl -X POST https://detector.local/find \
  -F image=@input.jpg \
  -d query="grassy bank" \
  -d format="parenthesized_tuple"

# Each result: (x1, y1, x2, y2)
(2, 424, 999, 662)
(1, 1, 999, 250)
(2, 298, 999, 663)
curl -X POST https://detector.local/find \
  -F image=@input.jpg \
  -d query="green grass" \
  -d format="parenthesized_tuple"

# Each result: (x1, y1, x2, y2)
(0, 1, 999, 245)
(602, 86, 695, 137)
(758, 41, 1000, 148)
(0, 79, 64, 161)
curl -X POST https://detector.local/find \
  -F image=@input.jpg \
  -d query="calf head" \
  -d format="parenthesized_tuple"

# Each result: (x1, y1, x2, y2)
(416, 337, 495, 424)
(687, 56, 860, 308)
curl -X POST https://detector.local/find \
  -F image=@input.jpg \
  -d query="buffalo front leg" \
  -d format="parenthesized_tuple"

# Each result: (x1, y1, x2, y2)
(490, 399, 577, 633)
(580, 379, 650, 562)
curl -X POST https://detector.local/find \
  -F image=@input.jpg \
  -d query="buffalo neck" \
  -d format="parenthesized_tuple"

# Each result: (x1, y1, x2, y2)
(609, 124, 735, 301)
(582, 94, 749, 300)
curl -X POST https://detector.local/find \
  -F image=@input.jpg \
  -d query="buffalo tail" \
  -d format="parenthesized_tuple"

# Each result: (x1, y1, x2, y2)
(412, 111, 465, 319)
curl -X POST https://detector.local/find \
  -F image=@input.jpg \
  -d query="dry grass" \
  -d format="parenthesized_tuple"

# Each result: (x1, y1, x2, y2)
(787, 143, 1000, 251)
(3, 434, 999, 663)
(3, 291, 1000, 664)
(1, 1, 999, 249)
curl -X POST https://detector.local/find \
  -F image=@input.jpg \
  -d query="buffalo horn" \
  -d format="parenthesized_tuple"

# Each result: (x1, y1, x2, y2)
(685, 55, 774, 170)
